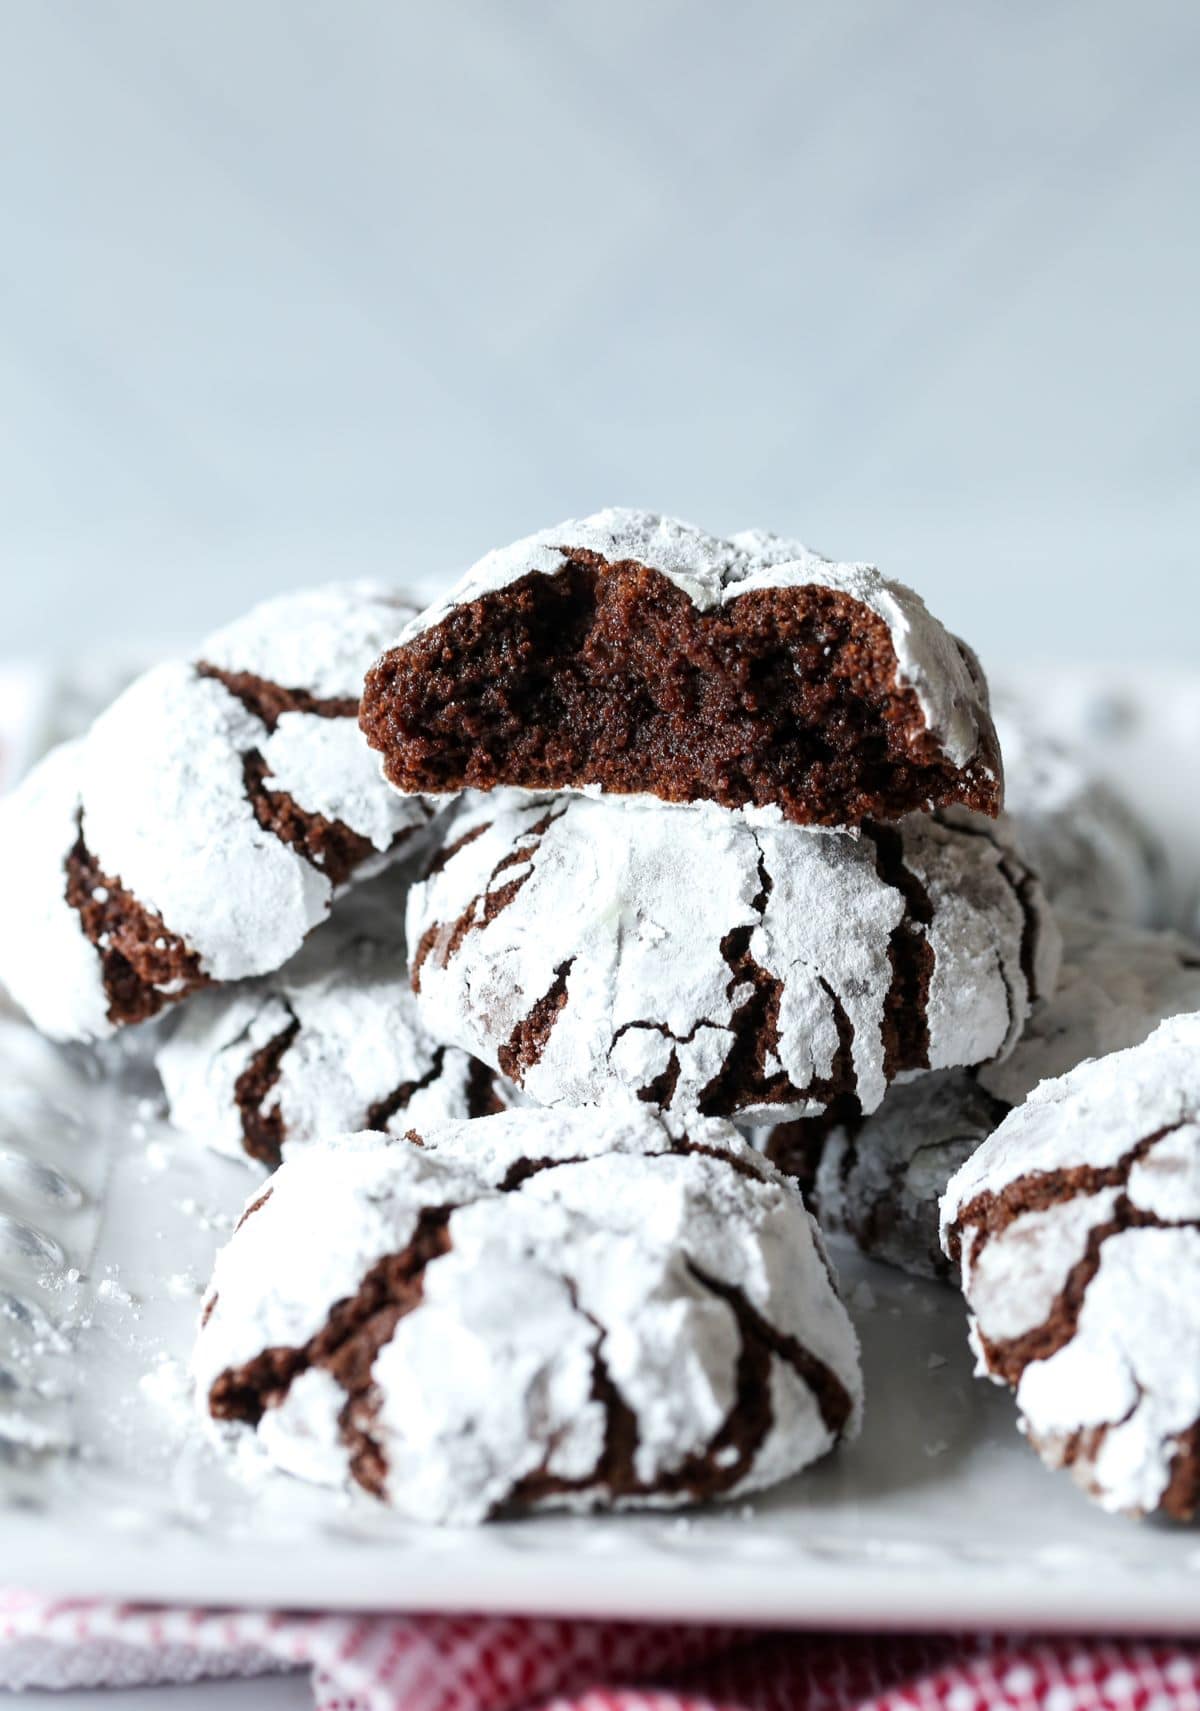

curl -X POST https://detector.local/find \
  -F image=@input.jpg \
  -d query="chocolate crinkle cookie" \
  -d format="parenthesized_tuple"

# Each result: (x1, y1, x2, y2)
(360, 508, 1002, 828)
(994, 696, 1165, 927)
(0, 584, 431, 1043)
(193, 1107, 862, 1524)
(157, 872, 520, 1171)
(940, 1013, 1200, 1520)
(758, 913, 1200, 1282)
(406, 792, 1059, 1125)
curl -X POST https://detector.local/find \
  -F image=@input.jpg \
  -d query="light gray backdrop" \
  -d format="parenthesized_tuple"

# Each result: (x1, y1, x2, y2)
(2, 1, 1197, 669)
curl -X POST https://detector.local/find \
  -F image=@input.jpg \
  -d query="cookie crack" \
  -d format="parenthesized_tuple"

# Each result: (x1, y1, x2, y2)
(960, 1124, 1200, 1383)
(233, 1008, 301, 1168)
(411, 806, 566, 993)
(980, 1200, 1200, 1385)
(241, 750, 380, 888)
(506, 1273, 784, 1511)
(859, 822, 934, 1078)
(497, 957, 575, 1083)
(936, 816, 1047, 1009)
(500, 1304, 637, 1512)
(196, 662, 360, 732)
(696, 838, 809, 1116)
(762, 1100, 864, 1199)
(495, 1135, 767, 1194)
(65, 819, 210, 1025)
(637, 1050, 681, 1107)
(687, 1263, 856, 1442)
(364, 1047, 449, 1131)
(207, 1205, 455, 1501)
(464, 1056, 510, 1119)
(948, 1122, 1182, 1267)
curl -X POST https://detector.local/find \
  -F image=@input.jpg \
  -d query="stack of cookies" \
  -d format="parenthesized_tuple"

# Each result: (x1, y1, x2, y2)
(3, 507, 1198, 1527)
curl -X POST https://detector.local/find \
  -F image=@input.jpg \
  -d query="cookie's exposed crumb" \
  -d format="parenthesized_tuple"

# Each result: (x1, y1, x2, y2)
(362, 558, 1001, 826)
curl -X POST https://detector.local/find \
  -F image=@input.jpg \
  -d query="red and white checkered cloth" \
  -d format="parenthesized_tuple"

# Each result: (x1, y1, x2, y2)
(2, 1596, 1199, 1711)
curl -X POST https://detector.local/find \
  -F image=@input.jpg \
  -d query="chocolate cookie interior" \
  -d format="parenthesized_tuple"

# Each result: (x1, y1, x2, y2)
(361, 555, 1001, 826)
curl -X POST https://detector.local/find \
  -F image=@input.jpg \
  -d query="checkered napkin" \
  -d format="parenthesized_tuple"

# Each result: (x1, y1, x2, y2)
(2, 1599, 1199, 1711)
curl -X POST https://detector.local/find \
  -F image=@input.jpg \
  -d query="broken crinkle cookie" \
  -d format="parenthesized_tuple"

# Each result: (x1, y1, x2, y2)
(157, 870, 520, 1170)
(0, 584, 431, 1043)
(193, 1107, 862, 1523)
(940, 1012, 1200, 1520)
(360, 508, 1002, 827)
(406, 792, 1059, 1124)
(754, 913, 1200, 1281)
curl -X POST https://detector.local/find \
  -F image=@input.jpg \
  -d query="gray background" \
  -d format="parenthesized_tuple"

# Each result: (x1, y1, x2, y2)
(3, 0, 1198, 671)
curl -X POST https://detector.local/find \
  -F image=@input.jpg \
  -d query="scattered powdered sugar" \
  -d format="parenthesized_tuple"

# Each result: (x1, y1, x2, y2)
(177, 1197, 235, 1236)
(96, 1275, 137, 1310)
(138, 1354, 193, 1426)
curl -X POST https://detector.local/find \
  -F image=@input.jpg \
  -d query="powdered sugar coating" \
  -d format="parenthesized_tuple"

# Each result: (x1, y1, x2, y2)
(82, 664, 333, 980)
(193, 1109, 862, 1523)
(0, 584, 429, 1043)
(940, 1014, 1200, 1519)
(201, 582, 418, 703)
(157, 872, 520, 1168)
(0, 742, 111, 1041)
(995, 697, 1164, 927)
(394, 509, 997, 776)
(764, 914, 1200, 1282)
(407, 793, 1057, 1124)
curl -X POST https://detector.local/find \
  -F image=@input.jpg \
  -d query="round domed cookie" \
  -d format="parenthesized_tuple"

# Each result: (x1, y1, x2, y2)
(994, 697, 1164, 927)
(157, 873, 521, 1170)
(0, 584, 431, 1043)
(407, 792, 1059, 1125)
(360, 508, 1002, 828)
(940, 1013, 1200, 1520)
(757, 914, 1200, 1282)
(193, 1107, 862, 1523)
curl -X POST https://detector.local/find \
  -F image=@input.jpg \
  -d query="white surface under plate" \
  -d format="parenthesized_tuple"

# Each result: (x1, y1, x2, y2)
(1, 666, 1199, 1633)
